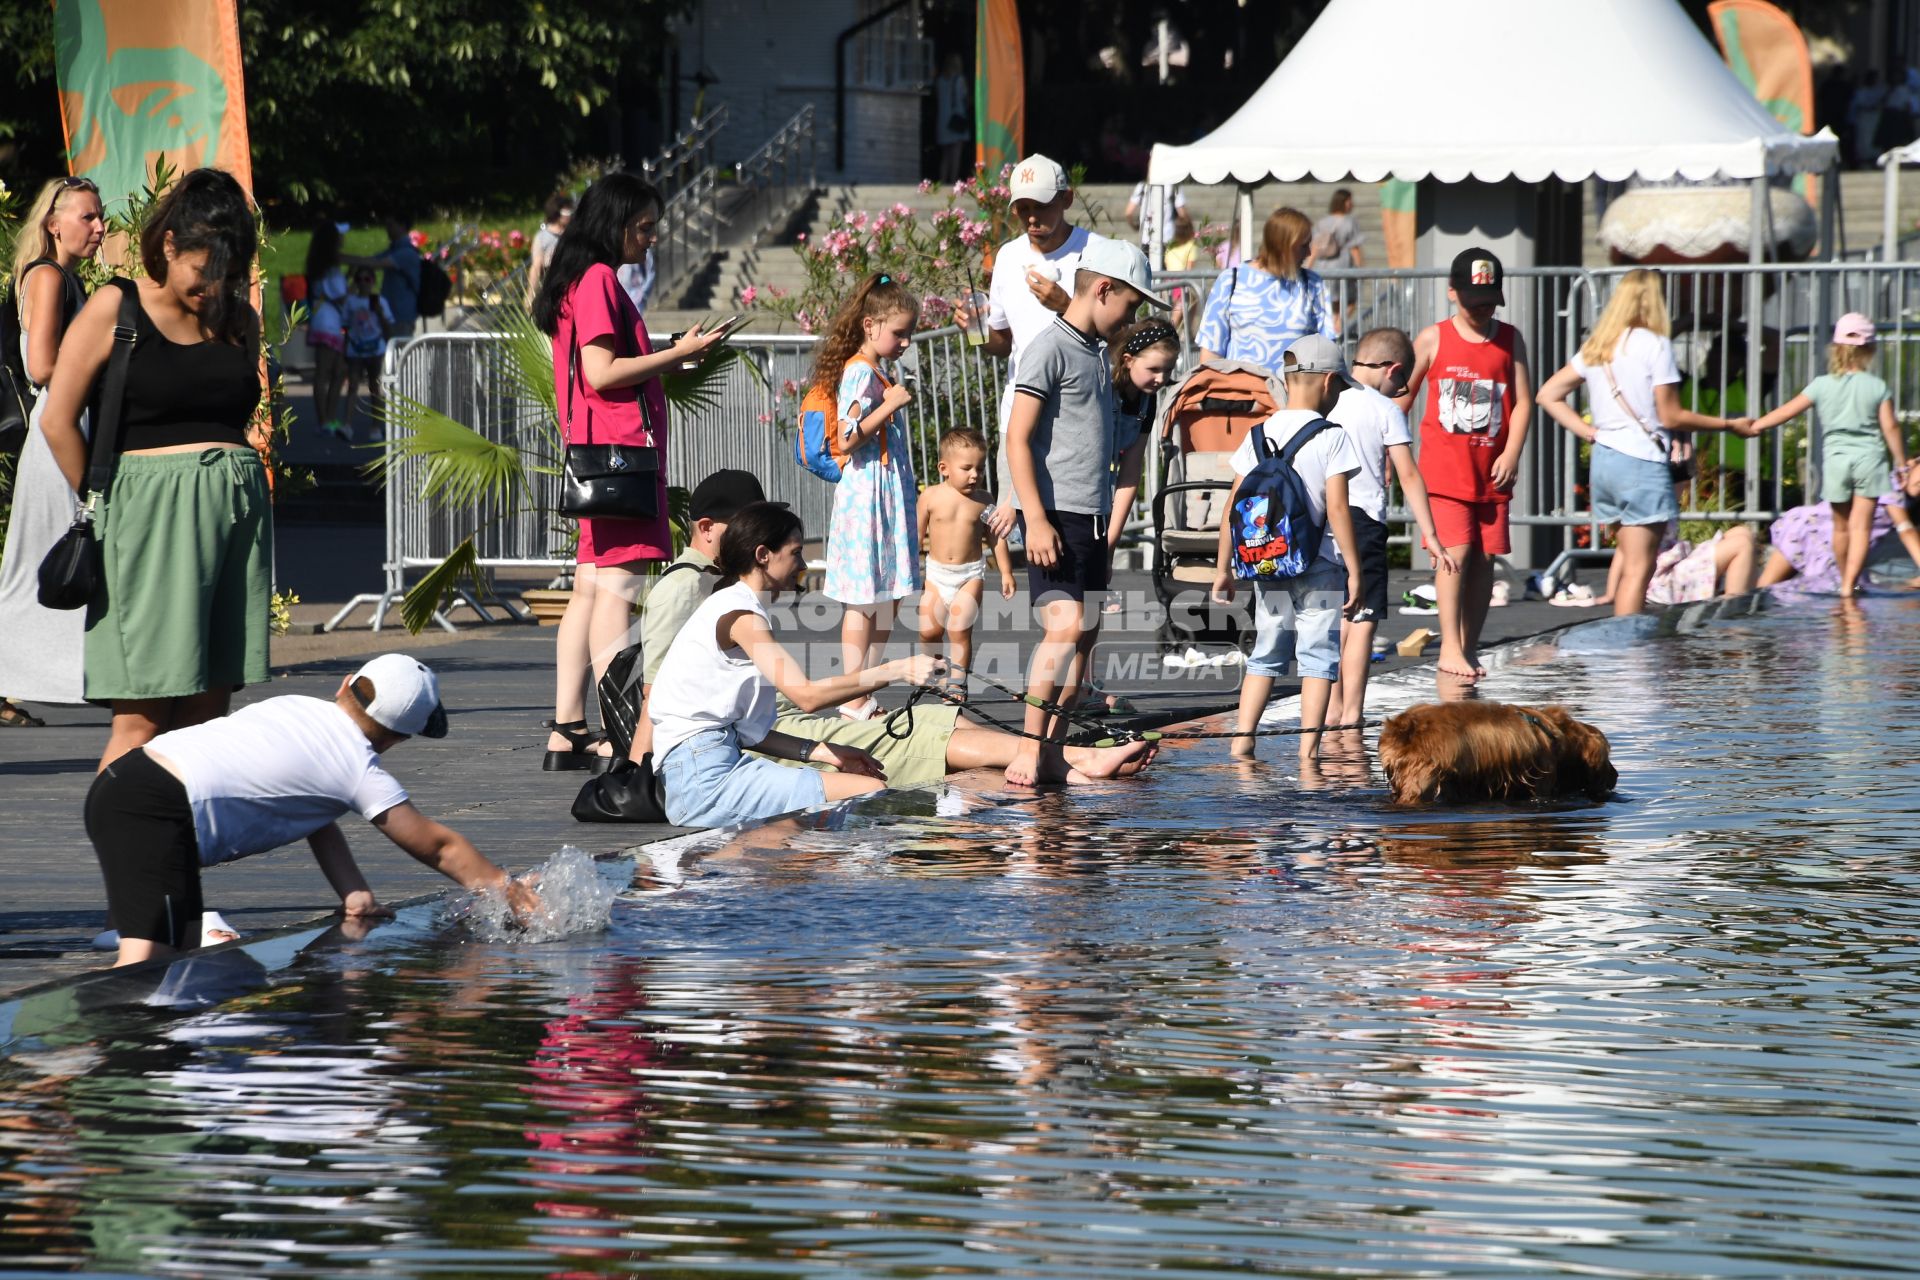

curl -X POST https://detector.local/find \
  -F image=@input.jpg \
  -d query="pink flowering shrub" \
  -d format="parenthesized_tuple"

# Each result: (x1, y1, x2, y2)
(746, 165, 1017, 334)
(461, 228, 532, 281)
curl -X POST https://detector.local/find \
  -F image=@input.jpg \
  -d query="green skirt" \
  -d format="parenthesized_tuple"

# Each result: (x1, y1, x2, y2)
(86, 447, 272, 702)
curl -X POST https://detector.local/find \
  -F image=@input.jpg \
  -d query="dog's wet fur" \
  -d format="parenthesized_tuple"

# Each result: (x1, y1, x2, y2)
(1378, 702, 1617, 806)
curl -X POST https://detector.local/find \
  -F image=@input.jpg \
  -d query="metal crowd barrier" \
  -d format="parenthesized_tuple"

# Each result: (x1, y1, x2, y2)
(332, 260, 1920, 629)
(327, 325, 1007, 630)
(1160, 258, 1920, 566)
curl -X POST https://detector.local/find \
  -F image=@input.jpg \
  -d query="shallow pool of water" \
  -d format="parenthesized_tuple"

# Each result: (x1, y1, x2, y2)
(6, 596, 1920, 1277)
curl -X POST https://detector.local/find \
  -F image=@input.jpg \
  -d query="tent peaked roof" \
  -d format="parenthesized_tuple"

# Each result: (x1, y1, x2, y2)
(1148, 0, 1837, 186)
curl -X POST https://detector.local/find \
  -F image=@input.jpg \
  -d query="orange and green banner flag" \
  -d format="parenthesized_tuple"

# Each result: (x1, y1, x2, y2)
(54, 0, 253, 211)
(1380, 179, 1417, 269)
(975, 0, 1024, 180)
(1710, 0, 1816, 208)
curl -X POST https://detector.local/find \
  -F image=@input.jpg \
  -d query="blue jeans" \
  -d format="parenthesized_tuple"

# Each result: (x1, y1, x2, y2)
(659, 726, 829, 828)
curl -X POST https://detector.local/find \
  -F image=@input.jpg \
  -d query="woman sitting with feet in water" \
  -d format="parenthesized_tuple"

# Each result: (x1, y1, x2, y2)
(647, 502, 1153, 828)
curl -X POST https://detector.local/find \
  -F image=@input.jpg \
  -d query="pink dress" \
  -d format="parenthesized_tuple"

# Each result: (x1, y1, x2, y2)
(555, 263, 671, 566)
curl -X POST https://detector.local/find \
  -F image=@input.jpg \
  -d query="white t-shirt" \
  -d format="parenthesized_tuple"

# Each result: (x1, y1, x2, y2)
(1329, 383, 1412, 523)
(649, 581, 779, 760)
(1569, 327, 1681, 465)
(1229, 409, 1362, 567)
(146, 697, 409, 867)
(987, 225, 1101, 381)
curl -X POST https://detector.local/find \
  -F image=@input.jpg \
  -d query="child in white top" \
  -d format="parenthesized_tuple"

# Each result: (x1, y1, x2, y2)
(1210, 338, 1362, 761)
(83, 654, 535, 969)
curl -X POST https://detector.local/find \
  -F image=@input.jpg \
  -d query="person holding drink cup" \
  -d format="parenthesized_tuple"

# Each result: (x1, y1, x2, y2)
(956, 155, 1112, 495)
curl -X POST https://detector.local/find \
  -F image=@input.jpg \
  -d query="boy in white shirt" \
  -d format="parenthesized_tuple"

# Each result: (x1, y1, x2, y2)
(1209, 336, 1363, 761)
(1330, 327, 1457, 725)
(84, 653, 534, 968)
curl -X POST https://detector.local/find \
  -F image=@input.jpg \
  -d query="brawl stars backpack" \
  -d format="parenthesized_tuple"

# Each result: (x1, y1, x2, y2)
(795, 354, 890, 483)
(1229, 417, 1331, 580)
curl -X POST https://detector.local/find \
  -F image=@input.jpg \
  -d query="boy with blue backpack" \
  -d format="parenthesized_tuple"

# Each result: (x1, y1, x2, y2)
(1209, 334, 1363, 760)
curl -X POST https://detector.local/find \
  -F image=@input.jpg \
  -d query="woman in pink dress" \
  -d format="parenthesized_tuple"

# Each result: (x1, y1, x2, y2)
(529, 173, 724, 770)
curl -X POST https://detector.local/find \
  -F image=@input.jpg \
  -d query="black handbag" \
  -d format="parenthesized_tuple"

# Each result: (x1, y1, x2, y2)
(37, 282, 138, 611)
(571, 754, 670, 824)
(558, 323, 661, 520)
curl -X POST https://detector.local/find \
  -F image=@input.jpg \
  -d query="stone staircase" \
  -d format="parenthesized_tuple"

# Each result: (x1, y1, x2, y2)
(649, 172, 1920, 331)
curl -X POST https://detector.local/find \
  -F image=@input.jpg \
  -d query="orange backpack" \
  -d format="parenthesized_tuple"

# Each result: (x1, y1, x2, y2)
(796, 354, 890, 482)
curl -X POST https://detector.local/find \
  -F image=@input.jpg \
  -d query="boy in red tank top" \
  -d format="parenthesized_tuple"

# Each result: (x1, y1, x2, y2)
(1403, 248, 1533, 682)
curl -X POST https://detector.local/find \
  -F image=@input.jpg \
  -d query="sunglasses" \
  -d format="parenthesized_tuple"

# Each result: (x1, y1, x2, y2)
(57, 176, 99, 192)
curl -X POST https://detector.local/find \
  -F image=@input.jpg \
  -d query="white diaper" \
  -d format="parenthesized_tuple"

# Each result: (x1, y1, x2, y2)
(925, 556, 986, 601)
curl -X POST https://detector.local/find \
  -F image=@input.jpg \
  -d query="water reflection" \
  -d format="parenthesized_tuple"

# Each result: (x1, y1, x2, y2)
(6, 599, 1920, 1275)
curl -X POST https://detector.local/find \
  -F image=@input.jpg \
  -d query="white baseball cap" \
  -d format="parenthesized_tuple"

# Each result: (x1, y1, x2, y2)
(1008, 154, 1069, 204)
(1075, 237, 1171, 311)
(350, 653, 449, 738)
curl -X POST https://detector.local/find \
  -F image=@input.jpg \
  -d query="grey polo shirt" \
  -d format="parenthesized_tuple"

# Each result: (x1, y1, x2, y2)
(1007, 314, 1115, 516)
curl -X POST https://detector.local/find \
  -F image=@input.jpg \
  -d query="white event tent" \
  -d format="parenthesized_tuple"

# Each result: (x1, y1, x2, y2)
(1146, 0, 1839, 265)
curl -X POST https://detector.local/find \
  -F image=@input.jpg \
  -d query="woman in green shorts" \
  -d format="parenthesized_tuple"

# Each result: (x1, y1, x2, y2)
(1755, 313, 1912, 598)
(38, 168, 268, 770)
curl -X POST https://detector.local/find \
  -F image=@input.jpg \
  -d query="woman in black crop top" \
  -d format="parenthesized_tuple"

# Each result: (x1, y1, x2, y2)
(40, 168, 269, 772)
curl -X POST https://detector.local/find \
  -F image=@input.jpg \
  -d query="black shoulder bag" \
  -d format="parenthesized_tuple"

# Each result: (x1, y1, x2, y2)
(559, 320, 662, 520)
(1, 259, 86, 444)
(38, 281, 139, 611)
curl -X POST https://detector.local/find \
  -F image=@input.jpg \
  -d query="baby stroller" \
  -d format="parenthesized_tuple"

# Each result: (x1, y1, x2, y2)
(1150, 359, 1284, 656)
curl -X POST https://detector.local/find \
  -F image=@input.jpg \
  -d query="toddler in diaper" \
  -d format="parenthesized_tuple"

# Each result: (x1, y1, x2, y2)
(916, 428, 1017, 692)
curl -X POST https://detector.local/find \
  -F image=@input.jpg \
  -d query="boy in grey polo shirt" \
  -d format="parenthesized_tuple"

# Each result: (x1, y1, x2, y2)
(994, 238, 1170, 787)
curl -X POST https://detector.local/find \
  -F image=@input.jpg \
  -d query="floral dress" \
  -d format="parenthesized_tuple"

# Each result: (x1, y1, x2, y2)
(823, 358, 920, 605)
(1766, 495, 1903, 596)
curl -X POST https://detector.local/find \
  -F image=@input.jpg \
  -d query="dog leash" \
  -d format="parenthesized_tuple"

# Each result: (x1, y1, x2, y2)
(890, 666, 1376, 748)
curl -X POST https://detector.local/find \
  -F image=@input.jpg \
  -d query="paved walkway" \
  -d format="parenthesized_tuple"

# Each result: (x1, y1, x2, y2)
(0, 567, 1607, 995)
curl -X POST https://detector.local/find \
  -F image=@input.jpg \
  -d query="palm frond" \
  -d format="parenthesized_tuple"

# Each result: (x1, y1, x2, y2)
(481, 300, 560, 440)
(369, 394, 529, 511)
(662, 342, 766, 416)
(401, 536, 483, 634)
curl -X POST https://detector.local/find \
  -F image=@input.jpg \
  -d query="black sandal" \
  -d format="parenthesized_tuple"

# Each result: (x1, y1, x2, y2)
(543, 719, 615, 773)
(0, 699, 46, 728)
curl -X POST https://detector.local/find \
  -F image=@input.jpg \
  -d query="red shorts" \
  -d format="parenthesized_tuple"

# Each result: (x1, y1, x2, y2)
(1427, 494, 1511, 556)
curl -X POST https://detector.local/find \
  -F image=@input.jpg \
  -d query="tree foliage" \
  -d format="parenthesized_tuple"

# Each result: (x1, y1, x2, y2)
(0, 0, 688, 218)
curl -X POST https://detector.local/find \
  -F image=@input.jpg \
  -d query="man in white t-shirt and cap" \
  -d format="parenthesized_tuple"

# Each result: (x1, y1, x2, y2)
(84, 653, 536, 968)
(964, 153, 1110, 498)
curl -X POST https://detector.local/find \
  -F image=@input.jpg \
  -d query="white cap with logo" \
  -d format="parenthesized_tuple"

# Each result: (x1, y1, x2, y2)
(351, 653, 449, 738)
(1075, 237, 1171, 311)
(1008, 154, 1070, 204)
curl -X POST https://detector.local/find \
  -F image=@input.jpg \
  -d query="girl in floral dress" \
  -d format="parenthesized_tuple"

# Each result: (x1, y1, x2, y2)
(815, 274, 922, 719)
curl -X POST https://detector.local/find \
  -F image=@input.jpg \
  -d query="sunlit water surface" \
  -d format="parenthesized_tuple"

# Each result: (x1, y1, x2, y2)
(6, 597, 1920, 1278)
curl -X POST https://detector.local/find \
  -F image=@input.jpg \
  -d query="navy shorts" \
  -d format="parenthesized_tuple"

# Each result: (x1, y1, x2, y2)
(1349, 510, 1390, 623)
(1019, 510, 1109, 603)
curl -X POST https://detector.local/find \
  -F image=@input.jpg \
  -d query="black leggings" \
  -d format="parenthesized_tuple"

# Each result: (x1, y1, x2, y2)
(85, 749, 202, 947)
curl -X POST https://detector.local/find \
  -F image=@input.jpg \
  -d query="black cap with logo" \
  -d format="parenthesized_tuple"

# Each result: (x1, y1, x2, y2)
(1449, 247, 1505, 307)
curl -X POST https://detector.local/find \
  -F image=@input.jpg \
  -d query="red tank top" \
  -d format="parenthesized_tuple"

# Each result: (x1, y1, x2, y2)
(1418, 317, 1518, 503)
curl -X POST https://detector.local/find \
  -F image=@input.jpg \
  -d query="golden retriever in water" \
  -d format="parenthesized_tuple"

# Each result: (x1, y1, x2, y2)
(1378, 702, 1617, 806)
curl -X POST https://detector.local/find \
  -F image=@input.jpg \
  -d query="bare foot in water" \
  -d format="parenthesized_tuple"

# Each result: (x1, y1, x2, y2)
(1057, 739, 1155, 781)
(1436, 647, 1478, 680)
(1005, 747, 1042, 787)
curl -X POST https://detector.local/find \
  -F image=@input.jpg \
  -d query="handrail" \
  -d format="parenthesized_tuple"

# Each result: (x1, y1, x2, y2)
(642, 105, 729, 205)
(653, 167, 719, 300)
(736, 105, 819, 244)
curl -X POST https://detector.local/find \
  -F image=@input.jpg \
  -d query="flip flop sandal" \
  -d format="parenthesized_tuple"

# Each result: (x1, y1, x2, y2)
(0, 699, 46, 728)
(542, 719, 615, 773)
